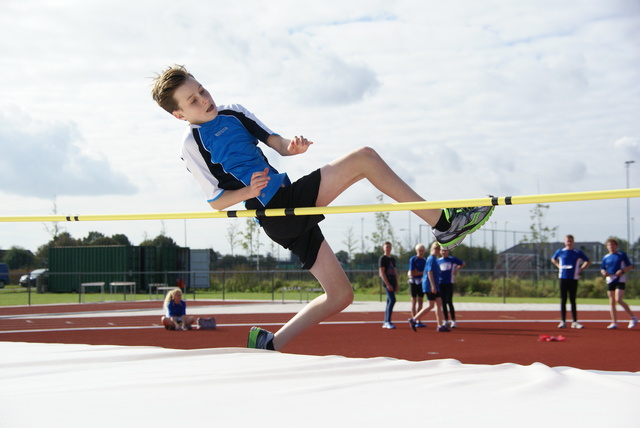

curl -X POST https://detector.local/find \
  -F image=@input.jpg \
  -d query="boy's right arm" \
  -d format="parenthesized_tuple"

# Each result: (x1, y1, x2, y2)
(208, 168, 270, 211)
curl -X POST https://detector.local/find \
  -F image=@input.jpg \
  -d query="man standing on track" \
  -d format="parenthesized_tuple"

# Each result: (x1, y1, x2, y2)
(551, 234, 590, 329)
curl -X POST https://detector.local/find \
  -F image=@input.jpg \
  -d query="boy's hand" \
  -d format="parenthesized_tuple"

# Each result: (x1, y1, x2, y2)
(287, 135, 313, 155)
(248, 168, 270, 198)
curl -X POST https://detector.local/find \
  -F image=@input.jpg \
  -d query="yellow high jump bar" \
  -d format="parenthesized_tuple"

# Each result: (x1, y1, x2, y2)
(1, 188, 638, 223)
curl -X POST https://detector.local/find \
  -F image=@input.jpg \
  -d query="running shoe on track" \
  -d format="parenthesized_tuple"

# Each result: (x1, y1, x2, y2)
(247, 326, 275, 350)
(571, 322, 584, 329)
(433, 201, 495, 249)
(607, 323, 618, 330)
(408, 318, 417, 332)
(437, 325, 451, 332)
(629, 317, 638, 329)
(557, 321, 566, 328)
(415, 321, 427, 328)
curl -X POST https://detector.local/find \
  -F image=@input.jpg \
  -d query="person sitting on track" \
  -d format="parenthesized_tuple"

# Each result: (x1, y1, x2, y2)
(161, 288, 197, 331)
(151, 65, 493, 350)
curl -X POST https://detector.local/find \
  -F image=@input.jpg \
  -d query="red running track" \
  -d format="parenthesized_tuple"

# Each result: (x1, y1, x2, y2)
(1, 301, 638, 372)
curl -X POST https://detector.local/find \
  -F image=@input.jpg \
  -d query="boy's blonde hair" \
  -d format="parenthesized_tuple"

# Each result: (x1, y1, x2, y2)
(151, 64, 194, 114)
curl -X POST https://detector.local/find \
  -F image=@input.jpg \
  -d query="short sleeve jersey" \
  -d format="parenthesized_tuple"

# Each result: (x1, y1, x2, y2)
(422, 255, 441, 293)
(552, 248, 589, 280)
(438, 256, 464, 284)
(409, 256, 426, 280)
(180, 104, 290, 207)
(601, 251, 632, 284)
(167, 300, 187, 318)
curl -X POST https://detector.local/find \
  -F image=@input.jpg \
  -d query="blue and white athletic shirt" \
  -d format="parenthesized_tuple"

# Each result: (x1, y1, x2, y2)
(180, 104, 290, 207)
(551, 248, 589, 280)
(438, 256, 464, 284)
(601, 251, 632, 284)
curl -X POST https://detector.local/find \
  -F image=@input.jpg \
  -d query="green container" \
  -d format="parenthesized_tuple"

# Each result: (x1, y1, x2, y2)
(49, 246, 140, 292)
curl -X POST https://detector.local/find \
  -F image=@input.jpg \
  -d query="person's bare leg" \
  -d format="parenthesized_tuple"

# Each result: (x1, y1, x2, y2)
(616, 289, 634, 317)
(271, 241, 354, 351)
(413, 300, 435, 321)
(317, 146, 442, 226)
(608, 290, 617, 324)
(435, 298, 444, 326)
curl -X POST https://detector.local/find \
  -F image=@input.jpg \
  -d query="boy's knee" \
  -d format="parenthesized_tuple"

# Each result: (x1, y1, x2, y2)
(355, 145, 379, 160)
(331, 287, 354, 311)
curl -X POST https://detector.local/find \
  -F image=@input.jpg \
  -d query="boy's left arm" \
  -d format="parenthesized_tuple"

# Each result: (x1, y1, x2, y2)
(267, 134, 313, 156)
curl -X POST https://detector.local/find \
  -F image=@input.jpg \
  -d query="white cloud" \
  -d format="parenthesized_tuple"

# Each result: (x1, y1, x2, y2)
(0, 107, 137, 198)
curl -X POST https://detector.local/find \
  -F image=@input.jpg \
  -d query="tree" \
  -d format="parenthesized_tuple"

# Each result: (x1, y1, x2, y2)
(241, 218, 259, 258)
(342, 226, 357, 263)
(2, 246, 35, 269)
(335, 250, 350, 266)
(226, 221, 239, 256)
(522, 204, 558, 246)
(521, 203, 558, 281)
(368, 194, 402, 253)
(43, 196, 62, 242)
(82, 231, 106, 245)
(111, 234, 132, 246)
(140, 234, 179, 248)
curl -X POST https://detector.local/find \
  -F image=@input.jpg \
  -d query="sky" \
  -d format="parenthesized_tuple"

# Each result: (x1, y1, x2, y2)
(1, 0, 639, 259)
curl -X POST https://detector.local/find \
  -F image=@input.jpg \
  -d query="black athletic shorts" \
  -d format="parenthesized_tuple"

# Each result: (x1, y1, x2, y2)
(607, 282, 626, 292)
(426, 291, 441, 301)
(409, 278, 424, 298)
(246, 169, 325, 270)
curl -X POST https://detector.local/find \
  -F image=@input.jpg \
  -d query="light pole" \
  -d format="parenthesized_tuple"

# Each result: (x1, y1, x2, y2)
(625, 160, 635, 251)
(418, 224, 430, 244)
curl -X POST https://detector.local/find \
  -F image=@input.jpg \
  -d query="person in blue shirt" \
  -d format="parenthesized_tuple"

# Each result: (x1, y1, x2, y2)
(408, 241, 449, 332)
(438, 248, 465, 328)
(600, 238, 637, 329)
(550, 235, 590, 329)
(407, 243, 427, 327)
(162, 288, 197, 330)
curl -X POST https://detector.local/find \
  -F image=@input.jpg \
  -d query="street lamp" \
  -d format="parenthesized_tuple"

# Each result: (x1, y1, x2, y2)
(418, 224, 430, 244)
(625, 160, 635, 251)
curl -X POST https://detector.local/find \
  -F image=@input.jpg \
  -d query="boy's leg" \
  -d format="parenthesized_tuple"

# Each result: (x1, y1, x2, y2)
(317, 146, 493, 247)
(317, 147, 441, 224)
(270, 240, 354, 351)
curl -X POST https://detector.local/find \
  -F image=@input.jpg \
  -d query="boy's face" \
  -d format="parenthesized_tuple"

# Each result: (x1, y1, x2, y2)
(564, 236, 574, 249)
(171, 77, 218, 124)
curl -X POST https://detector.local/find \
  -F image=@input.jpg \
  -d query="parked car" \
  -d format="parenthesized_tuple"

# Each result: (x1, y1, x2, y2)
(19, 268, 49, 288)
(0, 263, 9, 288)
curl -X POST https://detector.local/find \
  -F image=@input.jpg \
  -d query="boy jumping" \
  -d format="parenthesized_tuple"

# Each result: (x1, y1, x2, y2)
(151, 65, 494, 351)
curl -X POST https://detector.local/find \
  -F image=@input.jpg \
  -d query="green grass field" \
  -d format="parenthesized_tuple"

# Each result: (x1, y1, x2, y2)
(1, 285, 637, 307)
